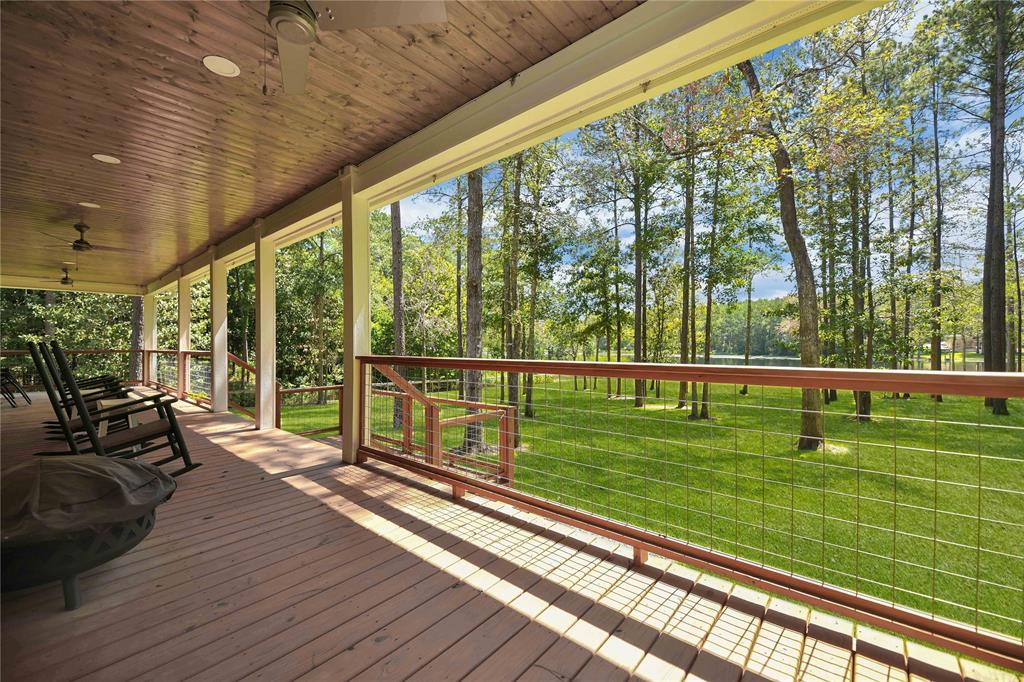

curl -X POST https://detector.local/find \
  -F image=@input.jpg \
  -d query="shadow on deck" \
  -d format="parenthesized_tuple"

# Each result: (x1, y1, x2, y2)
(0, 399, 1012, 681)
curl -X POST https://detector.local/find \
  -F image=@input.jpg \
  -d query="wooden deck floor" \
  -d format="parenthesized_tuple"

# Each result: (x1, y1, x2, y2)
(0, 398, 1015, 681)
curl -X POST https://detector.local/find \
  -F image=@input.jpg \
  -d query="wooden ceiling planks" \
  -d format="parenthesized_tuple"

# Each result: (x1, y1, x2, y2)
(1, 0, 640, 288)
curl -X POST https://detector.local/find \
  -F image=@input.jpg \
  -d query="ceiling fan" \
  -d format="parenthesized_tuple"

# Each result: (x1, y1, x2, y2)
(267, 0, 447, 94)
(41, 222, 143, 254)
(38, 267, 76, 287)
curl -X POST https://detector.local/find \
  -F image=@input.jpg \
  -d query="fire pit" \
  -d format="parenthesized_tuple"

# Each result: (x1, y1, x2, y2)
(2, 456, 176, 609)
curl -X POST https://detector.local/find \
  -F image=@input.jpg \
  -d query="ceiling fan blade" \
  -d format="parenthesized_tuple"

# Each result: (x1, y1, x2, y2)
(92, 244, 146, 254)
(309, 1, 446, 30)
(277, 35, 310, 95)
(40, 231, 73, 245)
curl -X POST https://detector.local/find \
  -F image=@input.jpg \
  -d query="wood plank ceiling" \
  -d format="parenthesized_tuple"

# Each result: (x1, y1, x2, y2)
(1, 0, 639, 288)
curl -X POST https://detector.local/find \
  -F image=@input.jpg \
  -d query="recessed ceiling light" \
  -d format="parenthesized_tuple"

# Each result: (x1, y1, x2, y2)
(91, 153, 121, 164)
(78, 201, 101, 208)
(203, 55, 240, 78)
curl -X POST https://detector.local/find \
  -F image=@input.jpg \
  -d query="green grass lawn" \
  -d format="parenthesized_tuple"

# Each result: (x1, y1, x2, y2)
(358, 377, 1024, 640)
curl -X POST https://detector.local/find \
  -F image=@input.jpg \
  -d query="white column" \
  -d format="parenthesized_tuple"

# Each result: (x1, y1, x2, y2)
(255, 220, 277, 429)
(341, 166, 371, 463)
(177, 273, 191, 398)
(210, 251, 229, 412)
(142, 293, 157, 384)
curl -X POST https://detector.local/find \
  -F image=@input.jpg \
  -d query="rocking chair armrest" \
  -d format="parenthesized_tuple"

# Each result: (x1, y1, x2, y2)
(94, 399, 177, 422)
(59, 388, 131, 405)
(89, 394, 177, 415)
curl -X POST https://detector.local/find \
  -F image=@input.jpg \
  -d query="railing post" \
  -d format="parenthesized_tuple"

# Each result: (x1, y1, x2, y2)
(177, 352, 186, 400)
(274, 384, 282, 429)
(341, 165, 371, 464)
(401, 394, 413, 453)
(425, 404, 442, 466)
(498, 407, 515, 485)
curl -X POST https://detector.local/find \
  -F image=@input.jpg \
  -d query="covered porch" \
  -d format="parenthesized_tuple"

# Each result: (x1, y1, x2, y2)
(1, 398, 1003, 682)
(3, 0, 1024, 678)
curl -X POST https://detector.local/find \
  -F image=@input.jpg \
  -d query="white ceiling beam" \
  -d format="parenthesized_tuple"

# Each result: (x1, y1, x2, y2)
(0, 274, 145, 296)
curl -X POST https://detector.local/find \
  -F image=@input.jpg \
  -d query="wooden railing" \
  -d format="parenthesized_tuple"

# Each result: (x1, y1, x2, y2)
(275, 384, 343, 436)
(358, 355, 1024, 671)
(368, 363, 515, 484)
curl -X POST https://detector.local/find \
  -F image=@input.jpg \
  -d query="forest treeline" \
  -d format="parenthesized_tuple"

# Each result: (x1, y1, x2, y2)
(3, 0, 1021, 444)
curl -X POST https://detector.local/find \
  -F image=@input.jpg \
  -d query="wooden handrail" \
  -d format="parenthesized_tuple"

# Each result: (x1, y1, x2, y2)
(278, 384, 344, 395)
(227, 352, 256, 374)
(1, 348, 144, 356)
(359, 355, 1024, 398)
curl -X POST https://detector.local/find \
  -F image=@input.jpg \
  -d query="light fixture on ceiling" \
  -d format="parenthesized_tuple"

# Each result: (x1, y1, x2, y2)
(78, 201, 101, 208)
(203, 55, 240, 78)
(91, 153, 121, 164)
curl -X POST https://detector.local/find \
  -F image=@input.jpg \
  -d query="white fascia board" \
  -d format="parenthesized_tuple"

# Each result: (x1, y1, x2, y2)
(0, 274, 146, 296)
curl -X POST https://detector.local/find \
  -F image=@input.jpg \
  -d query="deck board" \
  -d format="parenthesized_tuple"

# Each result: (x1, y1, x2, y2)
(0, 398, 1011, 681)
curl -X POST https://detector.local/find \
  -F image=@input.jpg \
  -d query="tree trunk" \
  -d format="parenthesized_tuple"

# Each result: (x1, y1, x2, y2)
(929, 55, 944, 402)
(463, 170, 485, 452)
(43, 291, 56, 337)
(888, 143, 898, 374)
(632, 141, 646, 407)
(849, 171, 869, 419)
(525, 273, 538, 418)
(391, 201, 406, 428)
(129, 295, 143, 381)
(678, 145, 694, 408)
(903, 116, 917, 397)
(826, 170, 838, 402)
(612, 196, 623, 396)
(700, 158, 721, 420)
(1011, 192, 1022, 373)
(316, 234, 327, 402)
(740, 260, 752, 396)
(984, 0, 1009, 414)
(689, 244, 699, 419)
(861, 169, 874, 418)
(506, 153, 524, 445)
(739, 60, 823, 449)
(816, 168, 830, 404)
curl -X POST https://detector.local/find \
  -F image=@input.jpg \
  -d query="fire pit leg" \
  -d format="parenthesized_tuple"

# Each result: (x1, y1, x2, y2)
(62, 575, 81, 610)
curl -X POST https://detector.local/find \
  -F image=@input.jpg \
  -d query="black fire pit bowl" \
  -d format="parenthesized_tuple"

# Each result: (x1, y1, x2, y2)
(2, 455, 176, 609)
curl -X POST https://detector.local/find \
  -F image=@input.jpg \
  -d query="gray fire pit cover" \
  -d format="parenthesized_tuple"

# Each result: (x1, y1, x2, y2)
(2, 456, 176, 544)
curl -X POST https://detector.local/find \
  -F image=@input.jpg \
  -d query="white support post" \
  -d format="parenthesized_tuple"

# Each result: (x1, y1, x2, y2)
(177, 273, 191, 399)
(142, 293, 157, 384)
(254, 220, 277, 429)
(341, 166, 371, 464)
(210, 251, 228, 413)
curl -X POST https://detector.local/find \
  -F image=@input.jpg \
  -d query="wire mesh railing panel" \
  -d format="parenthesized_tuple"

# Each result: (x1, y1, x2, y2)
(278, 385, 342, 436)
(153, 352, 178, 391)
(187, 353, 212, 403)
(227, 354, 255, 419)
(361, 359, 1024, 652)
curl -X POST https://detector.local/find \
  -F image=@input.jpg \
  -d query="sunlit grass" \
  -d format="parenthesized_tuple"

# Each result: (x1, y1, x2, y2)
(288, 378, 1024, 638)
